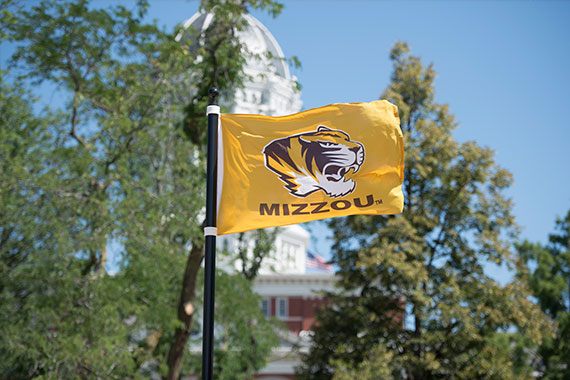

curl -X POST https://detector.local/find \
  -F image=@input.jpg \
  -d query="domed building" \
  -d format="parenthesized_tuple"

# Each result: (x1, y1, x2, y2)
(180, 12, 333, 380)
(181, 12, 302, 116)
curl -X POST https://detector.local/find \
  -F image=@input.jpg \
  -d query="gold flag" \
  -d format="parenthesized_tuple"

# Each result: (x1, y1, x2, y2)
(216, 100, 404, 235)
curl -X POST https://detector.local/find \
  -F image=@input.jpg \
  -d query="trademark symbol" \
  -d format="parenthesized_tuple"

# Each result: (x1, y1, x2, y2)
(375, 199, 383, 205)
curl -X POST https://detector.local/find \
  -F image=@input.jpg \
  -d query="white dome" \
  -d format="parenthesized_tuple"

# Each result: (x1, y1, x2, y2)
(181, 12, 302, 116)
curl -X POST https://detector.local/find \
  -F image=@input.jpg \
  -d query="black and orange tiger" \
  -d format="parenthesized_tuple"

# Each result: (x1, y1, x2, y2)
(263, 125, 365, 198)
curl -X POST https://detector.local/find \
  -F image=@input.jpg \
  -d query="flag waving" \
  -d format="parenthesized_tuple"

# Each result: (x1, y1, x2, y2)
(306, 251, 333, 272)
(216, 100, 404, 235)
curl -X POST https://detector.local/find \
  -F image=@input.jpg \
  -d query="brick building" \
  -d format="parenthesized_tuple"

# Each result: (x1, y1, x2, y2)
(217, 225, 335, 379)
(253, 273, 335, 379)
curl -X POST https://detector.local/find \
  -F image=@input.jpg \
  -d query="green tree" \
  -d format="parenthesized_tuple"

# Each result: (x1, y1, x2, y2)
(330, 345, 394, 380)
(297, 42, 548, 380)
(0, 0, 284, 378)
(518, 209, 570, 379)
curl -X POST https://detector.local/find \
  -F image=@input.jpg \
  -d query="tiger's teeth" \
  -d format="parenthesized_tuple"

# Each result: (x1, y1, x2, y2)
(351, 164, 360, 173)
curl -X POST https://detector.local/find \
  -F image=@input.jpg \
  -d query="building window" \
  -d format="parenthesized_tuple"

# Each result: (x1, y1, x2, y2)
(281, 241, 300, 266)
(260, 298, 270, 317)
(276, 297, 288, 319)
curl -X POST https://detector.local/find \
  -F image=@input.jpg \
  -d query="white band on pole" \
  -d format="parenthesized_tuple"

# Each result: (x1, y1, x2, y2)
(204, 227, 217, 237)
(206, 105, 220, 115)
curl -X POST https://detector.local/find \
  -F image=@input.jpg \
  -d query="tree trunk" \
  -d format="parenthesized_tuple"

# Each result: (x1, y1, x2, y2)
(95, 240, 107, 277)
(166, 242, 204, 380)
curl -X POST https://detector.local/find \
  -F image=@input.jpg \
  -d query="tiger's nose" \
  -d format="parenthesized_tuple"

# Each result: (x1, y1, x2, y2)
(350, 146, 360, 153)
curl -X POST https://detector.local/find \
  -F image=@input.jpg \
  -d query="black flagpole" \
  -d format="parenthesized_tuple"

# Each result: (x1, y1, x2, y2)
(202, 88, 219, 380)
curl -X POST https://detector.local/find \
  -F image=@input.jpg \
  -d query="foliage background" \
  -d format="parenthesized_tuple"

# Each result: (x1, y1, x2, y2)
(1, 0, 284, 378)
(1, 1, 569, 379)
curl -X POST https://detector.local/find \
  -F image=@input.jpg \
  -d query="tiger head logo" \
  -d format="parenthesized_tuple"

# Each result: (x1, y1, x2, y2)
(263, 125, 365, 198)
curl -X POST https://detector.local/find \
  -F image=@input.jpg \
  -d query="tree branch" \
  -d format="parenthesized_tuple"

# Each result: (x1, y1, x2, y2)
(69, 92, 89, 149)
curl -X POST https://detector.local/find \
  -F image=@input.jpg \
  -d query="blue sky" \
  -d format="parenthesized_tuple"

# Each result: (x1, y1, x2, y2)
(150, 1, 570, 282)
(140, 1, 570, 246)
(3, 1, 569, 280)
(256, 1, 570, 245)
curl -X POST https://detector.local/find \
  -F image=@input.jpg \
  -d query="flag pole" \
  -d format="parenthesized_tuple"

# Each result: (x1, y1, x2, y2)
(202, 87, 219, 380)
